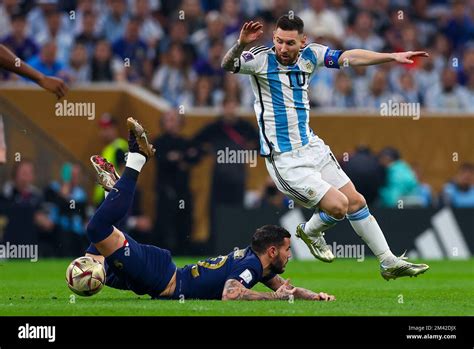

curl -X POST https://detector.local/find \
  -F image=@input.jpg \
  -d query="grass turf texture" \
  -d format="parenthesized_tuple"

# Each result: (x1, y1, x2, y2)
(0, 258, 473, 316)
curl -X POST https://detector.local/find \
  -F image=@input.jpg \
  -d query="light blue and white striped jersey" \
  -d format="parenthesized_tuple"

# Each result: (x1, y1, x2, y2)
(235, 44, 343, 156)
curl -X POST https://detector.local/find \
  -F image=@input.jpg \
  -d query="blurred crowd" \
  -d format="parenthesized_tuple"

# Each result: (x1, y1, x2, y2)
(1, 108, 474, 257)
(0, 0, 473, 111)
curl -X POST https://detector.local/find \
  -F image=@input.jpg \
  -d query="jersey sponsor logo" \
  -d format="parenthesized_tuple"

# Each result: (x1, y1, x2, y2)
(242, 52, 254, 62)
(239, 269, 253, 284)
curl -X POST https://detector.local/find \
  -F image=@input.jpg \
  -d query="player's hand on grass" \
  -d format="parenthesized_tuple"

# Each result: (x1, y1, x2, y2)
(274, 279, 296, 300)
(313, 292, 335, 301)
(37, 75, 68, 99)
(392, 51, 429, 64)
(238, 21, 263, 46)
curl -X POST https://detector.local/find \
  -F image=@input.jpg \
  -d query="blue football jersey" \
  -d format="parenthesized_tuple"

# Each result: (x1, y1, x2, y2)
(172, 247, 276, 300)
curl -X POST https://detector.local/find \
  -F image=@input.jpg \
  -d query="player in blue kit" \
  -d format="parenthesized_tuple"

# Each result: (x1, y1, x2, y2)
(84, 117, 335, 301)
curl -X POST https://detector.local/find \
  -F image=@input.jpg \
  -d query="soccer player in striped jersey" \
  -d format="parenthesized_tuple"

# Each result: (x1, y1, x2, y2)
(0, 44, 67, 99)
(221, 15, 429, 280)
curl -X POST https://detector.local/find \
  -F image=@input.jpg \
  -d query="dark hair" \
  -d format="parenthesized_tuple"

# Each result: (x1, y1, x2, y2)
(379, 146, 400, 161)
(459, 163, 474, 172)
(276, 15, 304, 34)
(251, 225, 291, 255)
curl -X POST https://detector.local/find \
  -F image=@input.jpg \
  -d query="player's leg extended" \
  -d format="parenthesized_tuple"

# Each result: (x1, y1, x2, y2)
(339, 181, 429, 280)
(85, 118, 176, 294)
(265, 152, 339, 262)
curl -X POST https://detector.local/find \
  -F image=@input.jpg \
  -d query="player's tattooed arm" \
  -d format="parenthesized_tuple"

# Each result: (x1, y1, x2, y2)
(293, 287, 336, 301)
(222, 279, 295, 301)
(221, 41, 247, 72)
(221, 21, 263, 72)
(262, 275, 288, 291)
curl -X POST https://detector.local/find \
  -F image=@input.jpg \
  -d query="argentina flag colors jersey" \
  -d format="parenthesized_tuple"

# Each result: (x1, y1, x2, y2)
(234, 43, 343, 156)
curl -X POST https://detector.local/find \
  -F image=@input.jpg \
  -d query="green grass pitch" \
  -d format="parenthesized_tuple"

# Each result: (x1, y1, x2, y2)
(0, 258, 473, 316)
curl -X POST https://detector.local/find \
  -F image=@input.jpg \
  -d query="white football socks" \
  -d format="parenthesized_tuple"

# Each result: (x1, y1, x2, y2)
(347, 206, 397, 265)
(126, 152, 146, 172)
(305, 210, 342, 237)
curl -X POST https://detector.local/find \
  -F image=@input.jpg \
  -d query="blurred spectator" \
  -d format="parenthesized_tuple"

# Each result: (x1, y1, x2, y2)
(27, 0, 70, 44)
(252, 176, 290, 210)
(458, 46, 474, 86)
(102, 0, 129, 43)
(442, 0, 474, 53)
(378, 147, 419, 208)
(151, 42, 196, 106)
(65, 43, 90, 83)
(73, 0, 104, 36)
(192, 96, 258, 245)
(328, 70, 356, 108)
(341, 145, 384, 206)
(153, 109, 198, 254)
(414, 52, 441, 102)
(409, 163, 434, 207)
(192, 75, 214, 106)
(344, 11, 384, 51)
(0, 0, 20, 39)
(397, 70, 421, 104)
(34, 8, 73, 64)
(358, 70, 400, 109)
(74, 10, 100, 58)
(220, 0, 242, 36)
(1, 12, 38, 64)
(1, 160, 54, 253)
(112, 16, 149, 83)
(90, 39, 117, 82)
(156, 19, 196, 66)
(44, 163, 88, 257)
(425, 67, 470, 110)
(441, 163, 474, 208)
(298, 0, 345, 46)
(193, 39, 225, 90)
(178, 0, 205, 35)
(26, 41, 66, 79)
(191, 10, 225, 59)
(134, 0, 164, 50)
(92, 114, 128, 206)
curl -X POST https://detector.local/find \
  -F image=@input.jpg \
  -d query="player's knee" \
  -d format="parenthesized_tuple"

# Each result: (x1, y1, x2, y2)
(329, 195, 349, 219)
(348, 193, 367, 213)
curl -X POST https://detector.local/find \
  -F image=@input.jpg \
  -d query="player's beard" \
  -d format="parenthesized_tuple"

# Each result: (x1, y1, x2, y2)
(277, 51, 298, 65)
(270, 256, 287, 274)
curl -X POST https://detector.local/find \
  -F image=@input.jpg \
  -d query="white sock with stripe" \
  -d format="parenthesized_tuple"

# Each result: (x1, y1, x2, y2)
(305, 210, 343, 237)
(347, 206, 397, 264)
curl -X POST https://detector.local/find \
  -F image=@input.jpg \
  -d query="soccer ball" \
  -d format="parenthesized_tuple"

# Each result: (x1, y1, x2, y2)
(66, 256, 106, 296)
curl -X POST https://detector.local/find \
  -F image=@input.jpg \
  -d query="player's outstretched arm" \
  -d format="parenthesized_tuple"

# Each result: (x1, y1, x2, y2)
(263, 275, 336, 301)
(338, 49, 429, 67)
(222, 278, 295, 301)
(0, 44, 68, 99)
(221, 21, 263, 72)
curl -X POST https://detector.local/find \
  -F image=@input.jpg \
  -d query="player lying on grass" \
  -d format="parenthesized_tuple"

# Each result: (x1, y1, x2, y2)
(84, 117, 335, 301)
(221, 15, 429, 280)
(0, 44, 67, 99)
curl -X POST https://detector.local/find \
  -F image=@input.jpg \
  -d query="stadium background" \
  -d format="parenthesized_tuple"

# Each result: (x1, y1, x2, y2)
(0, 0, 473, 260)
